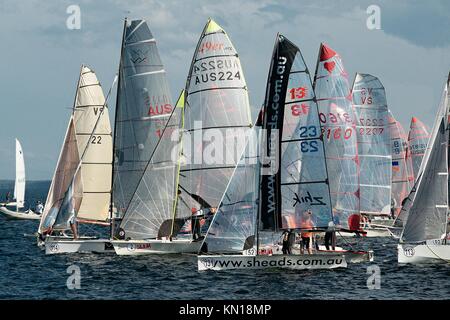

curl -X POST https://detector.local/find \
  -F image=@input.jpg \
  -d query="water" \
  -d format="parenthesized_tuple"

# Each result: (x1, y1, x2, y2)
(0, 181, 449, 300)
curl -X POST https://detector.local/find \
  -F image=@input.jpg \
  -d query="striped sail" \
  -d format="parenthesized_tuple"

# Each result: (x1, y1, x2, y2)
(119, 91, 184, 239)
(401, 76, 449, 242)
(73, 65, 112, 223)
(388, 110, 414, 218)
(113, 19, 173, 217)
(407, 116, 430, 180)
(14, 139, 25, 209)
(352, 73, 391, 215)
(176, 19, 253, 222)
(313, 43, 360, 230)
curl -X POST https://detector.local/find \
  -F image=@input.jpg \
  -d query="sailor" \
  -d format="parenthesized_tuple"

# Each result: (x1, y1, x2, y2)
(390, 198, 397, 219)
(191, 207, 203, 241)
(325, 211, 340, 250)
(300, 210, 314, 254)
(35, 201, 44, 215)
(281, 230, 290, 254)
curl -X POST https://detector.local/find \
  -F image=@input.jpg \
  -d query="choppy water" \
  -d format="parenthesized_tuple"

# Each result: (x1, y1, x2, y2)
(1, 181, 449, 300)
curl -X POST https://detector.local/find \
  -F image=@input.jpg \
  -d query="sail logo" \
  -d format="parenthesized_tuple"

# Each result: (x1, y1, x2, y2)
(293, 191, 326, 207)
(130, 49, 150, 64)
(198, 41, 231, 54)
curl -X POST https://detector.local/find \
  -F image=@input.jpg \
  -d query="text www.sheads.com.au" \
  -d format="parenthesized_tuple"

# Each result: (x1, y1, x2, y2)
(202, 256, 345, 269)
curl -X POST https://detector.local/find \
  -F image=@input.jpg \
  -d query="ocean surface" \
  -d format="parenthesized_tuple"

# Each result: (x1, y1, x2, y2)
(0, 180, 449, 300)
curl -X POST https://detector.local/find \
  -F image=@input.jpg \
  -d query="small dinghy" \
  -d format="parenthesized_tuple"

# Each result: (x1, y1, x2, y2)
(198, 36, 373, 271)
(0, 139, 41, 220)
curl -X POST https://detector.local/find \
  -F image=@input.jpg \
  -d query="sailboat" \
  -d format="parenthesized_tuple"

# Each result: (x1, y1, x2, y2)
(198, 35, 373, 271)
(112, 18, 253, 255)
(0, 139, 40, 220)
(407, 116, 430, 181)
(38, 65, 114, 254)
(351, 73, 395, 237)
(398, 73, 450, 264)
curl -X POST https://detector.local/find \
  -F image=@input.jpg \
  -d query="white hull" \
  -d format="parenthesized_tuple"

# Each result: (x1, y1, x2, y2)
(45, 238, 114, 254)
(0, 206, 40, 220)
(398, 242, 450, 264)
(273, 244, 373, 264)
(112, 239, 203, 255)
(198, 253, 348, 271)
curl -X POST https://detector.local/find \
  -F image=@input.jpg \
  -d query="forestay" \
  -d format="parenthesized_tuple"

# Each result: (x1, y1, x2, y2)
(113, 19, 173, 217)
(388, 110, 414, 218)
(177, 19, 253, 221)
(119, 92, 184, 240)
(14, 139, 25, 209)
(401, 76, 449, 242)
(73, 66, 112, 223)
(313, 43, 360, 230)
(407, 116, 430, 181)
(352, 73, 391, 215)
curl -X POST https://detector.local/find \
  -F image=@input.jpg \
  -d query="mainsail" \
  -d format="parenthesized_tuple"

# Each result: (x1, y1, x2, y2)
(352, 73, 391, 215)
(113, 19, 173, 217)
(407, 116, 430, 180)
(260, 35, 333, 231)
(39, 117, 81, 233)
(176, 19, 253, 222)
(313, 43, 360, 230)
(119, 91, 184, 239)
(73, 65, 112, 223)
(401, 76, 449, 242)
(388, 110, 414, 217)
(14, 138, 25, 209)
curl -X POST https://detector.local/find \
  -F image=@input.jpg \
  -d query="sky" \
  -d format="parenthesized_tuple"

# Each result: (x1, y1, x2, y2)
(0, 0, 449, 180)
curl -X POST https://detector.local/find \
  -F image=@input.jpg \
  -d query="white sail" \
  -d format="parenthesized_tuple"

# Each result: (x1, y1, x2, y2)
(73, 65, 112, 223)
(177, 18, 253, 221)
(313, 43, 360, 231)
(39, 117, 81, 233)
(401, 76, 450, 242)
(352, 73, 391, 215)
(14, 138, 25, 209)
(119, 91, 184, 239)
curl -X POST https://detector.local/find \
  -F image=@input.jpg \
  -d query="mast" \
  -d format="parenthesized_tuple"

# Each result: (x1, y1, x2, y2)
(110, 17, 127, 238)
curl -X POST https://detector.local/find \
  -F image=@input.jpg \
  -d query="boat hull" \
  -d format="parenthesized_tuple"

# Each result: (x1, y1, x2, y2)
(0, 206, 41, 220)
(45, 238, 114, 254)
(112, 239, 203, 255)
(198, 253, 348, 271)
(398, 242, 450, 264)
